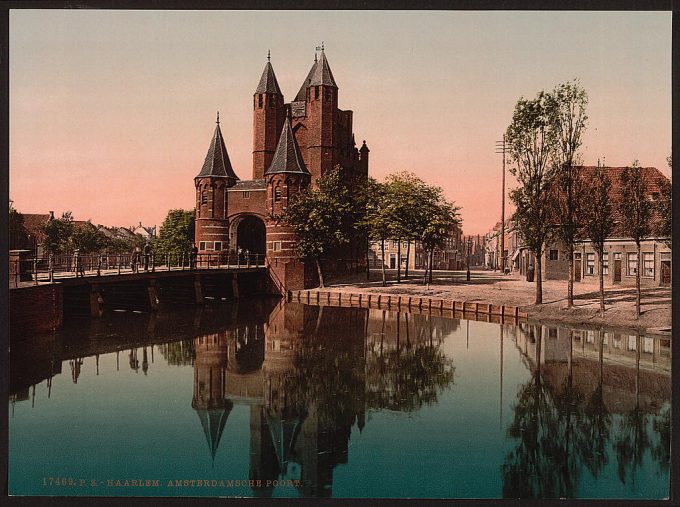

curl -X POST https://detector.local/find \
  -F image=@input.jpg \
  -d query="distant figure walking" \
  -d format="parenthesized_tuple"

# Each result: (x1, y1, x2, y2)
(143, 241, 151, 272)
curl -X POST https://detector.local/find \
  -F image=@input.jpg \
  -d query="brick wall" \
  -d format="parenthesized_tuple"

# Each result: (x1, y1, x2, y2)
(10, 284, 63, 336)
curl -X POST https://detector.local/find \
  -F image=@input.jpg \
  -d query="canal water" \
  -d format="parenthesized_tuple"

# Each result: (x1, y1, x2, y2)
(8, 298, 671, 499)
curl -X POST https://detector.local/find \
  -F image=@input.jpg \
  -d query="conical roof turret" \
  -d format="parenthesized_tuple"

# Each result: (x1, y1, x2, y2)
(255, 51, 282, 95)
(264, 115, 309, 176)
(309, 47, 337, 88)
(195, 113, 239, 181)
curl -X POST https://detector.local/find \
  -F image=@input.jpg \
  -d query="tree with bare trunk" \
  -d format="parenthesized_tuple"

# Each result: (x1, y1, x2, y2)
(546, 80, 589, 309)
(583, 164, 615, 316)
(506, 91, 558, 304)
(618, 161, 653, 319)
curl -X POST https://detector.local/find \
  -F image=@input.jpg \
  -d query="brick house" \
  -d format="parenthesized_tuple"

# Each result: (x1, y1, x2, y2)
(368, 224, 464, 271)
(507, 166, 671, 287)
(193, 48, 369, 290)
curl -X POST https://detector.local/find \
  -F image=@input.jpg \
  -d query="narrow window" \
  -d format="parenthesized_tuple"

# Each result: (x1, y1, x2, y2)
(549, 249, 558, 261)
(199, 241, 206, 250)
(201, 190, 208, 205)
(627, 252, 638, 276)
(258, 94, 263, 108)
(586, 253, 595, 275)
(315, 86, 319, 99)
(274, 187, 282, 202)
(214, 241, 222, 252)
(602, 253, 609, 275)
(642, 252, 654, 277)
(325, 87, 332, 100)
(273, 241, 282, 252)
(243, 191, 250, 199)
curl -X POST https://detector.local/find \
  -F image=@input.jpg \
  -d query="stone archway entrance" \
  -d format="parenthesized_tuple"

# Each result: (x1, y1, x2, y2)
(233, 215, 266, 255)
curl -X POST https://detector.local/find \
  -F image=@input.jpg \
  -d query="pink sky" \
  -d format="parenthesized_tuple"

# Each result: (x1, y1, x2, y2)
(9, 10, 671, 235)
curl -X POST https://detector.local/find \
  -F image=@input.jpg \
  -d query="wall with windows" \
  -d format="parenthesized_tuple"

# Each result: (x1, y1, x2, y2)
(540, 238, 670, 287)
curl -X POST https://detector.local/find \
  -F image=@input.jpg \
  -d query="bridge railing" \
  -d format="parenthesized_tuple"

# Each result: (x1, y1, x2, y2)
(9, 252, 267, 287)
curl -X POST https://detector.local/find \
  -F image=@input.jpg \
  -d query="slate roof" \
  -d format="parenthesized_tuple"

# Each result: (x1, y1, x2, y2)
(195, 122, 239, 180)
(294, 58, 318, 102)
(255, 61, 282, 95)
(264, 117, 310, 176)
(230, 179, 267, 190)
(309, 50, 337, 88)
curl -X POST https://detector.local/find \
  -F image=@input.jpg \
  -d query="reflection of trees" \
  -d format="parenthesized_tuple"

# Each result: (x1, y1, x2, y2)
(504, 330, 670, 498)
(364, 312, 455, 412)
(650, 404, 670, 474)
(502, 373, 574, 498)
(157, 339, 195, 366)
(614, 405, 650, 485)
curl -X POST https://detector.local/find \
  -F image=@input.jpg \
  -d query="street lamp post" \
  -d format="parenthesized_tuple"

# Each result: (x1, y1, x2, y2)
(466, 237, 472, 282)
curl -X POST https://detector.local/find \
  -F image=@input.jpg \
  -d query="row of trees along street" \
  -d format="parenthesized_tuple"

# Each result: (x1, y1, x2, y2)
(284, 167, 461, 287)
(506, 80, 671, 317)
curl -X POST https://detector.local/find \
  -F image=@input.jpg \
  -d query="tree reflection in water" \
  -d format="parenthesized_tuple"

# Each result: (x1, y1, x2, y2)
(503, 328, 669, 499)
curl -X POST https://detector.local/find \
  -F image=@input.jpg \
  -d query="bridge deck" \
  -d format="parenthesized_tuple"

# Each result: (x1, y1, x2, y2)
(11, 263, 266, 289)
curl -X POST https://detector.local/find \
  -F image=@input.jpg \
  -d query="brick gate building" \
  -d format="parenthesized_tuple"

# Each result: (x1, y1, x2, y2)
(194, 47, 370, 291)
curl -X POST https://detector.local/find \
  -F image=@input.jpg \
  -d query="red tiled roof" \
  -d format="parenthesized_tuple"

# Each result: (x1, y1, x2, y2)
(20, 214, 51, 240)
(577, 166, 668, 237)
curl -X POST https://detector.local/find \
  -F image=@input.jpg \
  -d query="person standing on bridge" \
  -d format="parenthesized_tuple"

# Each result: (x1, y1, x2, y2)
(131, 246, 141, 273)
(190, 245, 198, 270)
(73, 249, 85, 277)
(143, 241, 151, 272)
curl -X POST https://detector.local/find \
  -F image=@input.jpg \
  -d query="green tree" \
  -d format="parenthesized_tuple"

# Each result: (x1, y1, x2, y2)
(361, 178, 392, 286)
(69, 221, 109, 254)
(547, 80, 588, 308)
(9, 207, 24, 250)
(619, 161, 653, 318)
(583, 164, 615, 316)
(155, 209, 195, 257)
(384, 172, 431, 282)
(420, 198, 461, 284)
(40, 211, 75, 255)
(283, 167, 354, 287)
(506, 91, 558, 304)
(655, 155, 671, 248)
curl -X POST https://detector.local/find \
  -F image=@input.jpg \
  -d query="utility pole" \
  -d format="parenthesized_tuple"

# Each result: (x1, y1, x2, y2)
(495, 135, 509, 274)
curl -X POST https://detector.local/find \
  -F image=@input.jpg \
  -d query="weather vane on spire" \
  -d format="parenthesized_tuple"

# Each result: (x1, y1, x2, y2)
(216, 111, 220, 124)
(267, 49, 270, 62)
(316, 41, 325, 52)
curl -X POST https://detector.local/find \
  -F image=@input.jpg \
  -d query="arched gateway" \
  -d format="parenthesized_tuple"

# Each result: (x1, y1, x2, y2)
(231, 214, 266, 255)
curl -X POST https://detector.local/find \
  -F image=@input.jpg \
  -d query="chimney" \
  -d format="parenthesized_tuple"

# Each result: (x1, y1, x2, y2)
(49, 211, 54, 220)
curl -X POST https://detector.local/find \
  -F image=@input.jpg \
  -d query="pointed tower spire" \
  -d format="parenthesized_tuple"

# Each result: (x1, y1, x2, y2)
(265, 116, 309, 176)
(309, 45, 337, 88)
(255, 54, 282, 95)
(196, 119, 239, 180)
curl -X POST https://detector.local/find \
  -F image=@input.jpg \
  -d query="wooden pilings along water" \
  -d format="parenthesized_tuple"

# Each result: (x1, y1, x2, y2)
(289, 290, 528, 324)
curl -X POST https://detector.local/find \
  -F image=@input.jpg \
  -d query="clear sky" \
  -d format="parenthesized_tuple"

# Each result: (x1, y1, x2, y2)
(9, 10, 671, 235)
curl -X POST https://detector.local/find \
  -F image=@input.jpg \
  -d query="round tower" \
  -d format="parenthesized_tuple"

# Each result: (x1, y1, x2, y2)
(194, 112, 238, 256)
(264, 113, 311, 291)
